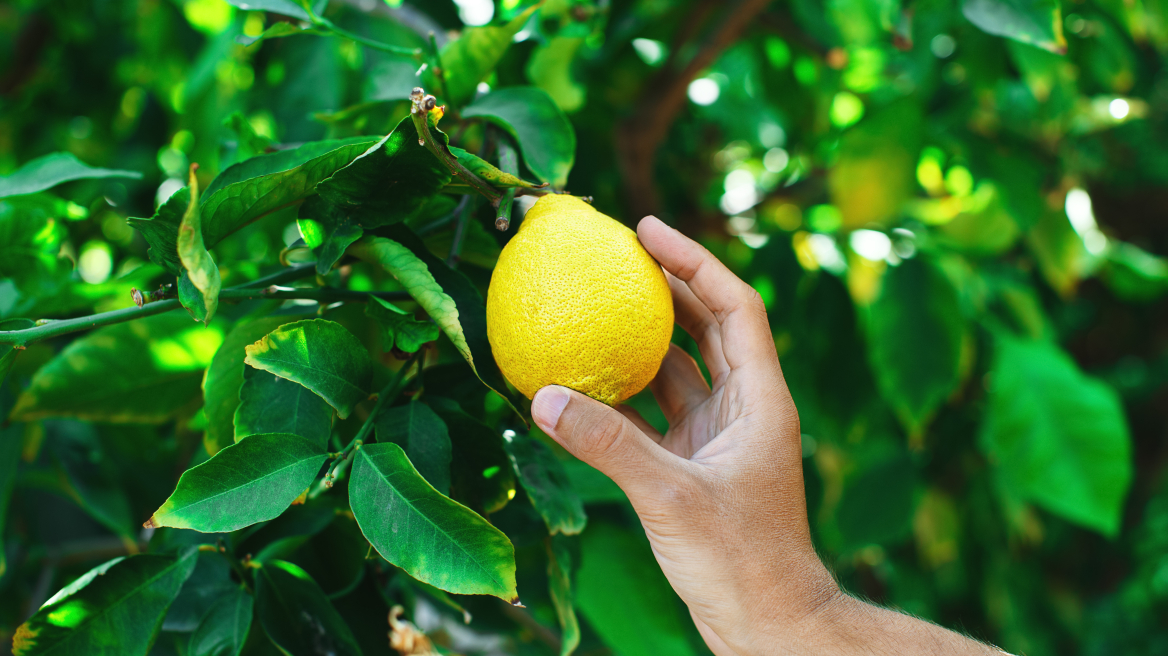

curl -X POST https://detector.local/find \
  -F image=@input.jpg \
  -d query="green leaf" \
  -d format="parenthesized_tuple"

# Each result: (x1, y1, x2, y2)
(177, 168, 221, 324)
(0, 152, 141, 199)
(980, 335, 1133, 536)
(349, 229, 522, 416)
(463, 87, 577, 189)
(129, 139, 377, 274)
(9, 314, 221, 423)
(547, 535, 581, 656)
(365, 296, 440, 354)
(349, 442, 518, 601)
(0, 197, 65, 296)
(12, 549, 198, 656)
(837, 455, 918, 549)
(1, 318, 35, 387)
(315, 115, 451, 228)
(296, 196, 362, 276)
(437, 5, 540, 106)
(235, 367, 334, 448)
(448, 146, 542, 189)
(189, 588, 253, 656)
(864, 257, 966, 437)
(222, 0, 321, 22)
(178, 270, 210, 324)
(205, 137, 376, 198)
(146, 433, 328, 533)
(236, 21, 321, 47)
(576, 522, 697, 656)
(526, 36, 587, 114)
(962, 0, 1067, 53)
(203, 316, 294, 456)
(374, 400, 452, 494)
(222, 112, 274, 162)
(254, 560, 363, 656)
(504, 432, 587, 535)
(243, 319, 373, 420)
(426, 397, 517, 515)
(129, 189, 188, 275)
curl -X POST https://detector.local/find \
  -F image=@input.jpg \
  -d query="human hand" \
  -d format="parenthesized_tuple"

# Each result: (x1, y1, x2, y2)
(531, 216, 836, 654)
(531, 217, 1009, 656)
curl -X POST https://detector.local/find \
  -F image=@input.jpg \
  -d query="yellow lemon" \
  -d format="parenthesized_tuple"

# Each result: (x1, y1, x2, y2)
(486, 195, 674, 405)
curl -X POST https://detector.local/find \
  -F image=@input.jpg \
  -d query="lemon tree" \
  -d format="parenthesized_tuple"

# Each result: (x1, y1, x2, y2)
(0, 0, 1165, 654)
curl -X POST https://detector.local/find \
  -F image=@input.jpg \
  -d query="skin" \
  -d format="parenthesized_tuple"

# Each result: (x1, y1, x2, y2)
(531, 216, 1012, 656)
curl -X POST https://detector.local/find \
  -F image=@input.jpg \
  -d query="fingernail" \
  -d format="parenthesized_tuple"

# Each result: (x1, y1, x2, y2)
(532, 386, 571, 434)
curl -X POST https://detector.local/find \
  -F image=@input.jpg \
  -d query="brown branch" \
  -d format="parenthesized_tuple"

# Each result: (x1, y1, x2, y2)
(616, 0, 775, 220)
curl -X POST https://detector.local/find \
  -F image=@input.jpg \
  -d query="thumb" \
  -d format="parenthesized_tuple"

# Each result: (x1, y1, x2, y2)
(532, 385, 677, 502)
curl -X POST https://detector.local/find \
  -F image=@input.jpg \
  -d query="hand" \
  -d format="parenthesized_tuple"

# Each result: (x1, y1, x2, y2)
(531, 217, 1009, 655)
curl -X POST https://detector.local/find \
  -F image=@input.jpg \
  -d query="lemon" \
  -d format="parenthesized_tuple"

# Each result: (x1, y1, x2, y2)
(486, 195, 674, 405)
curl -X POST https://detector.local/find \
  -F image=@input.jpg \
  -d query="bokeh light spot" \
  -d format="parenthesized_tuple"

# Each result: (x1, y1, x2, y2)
(687, 78, 720, 105)
(830, 92, 864, 128)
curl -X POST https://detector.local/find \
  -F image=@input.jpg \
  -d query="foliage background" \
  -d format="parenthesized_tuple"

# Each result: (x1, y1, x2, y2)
(2, 0, 1168, 654)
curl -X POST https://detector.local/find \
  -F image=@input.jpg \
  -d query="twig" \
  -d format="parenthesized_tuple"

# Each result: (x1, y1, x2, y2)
(493, 129, 520, 231)
(223, 287, 409, 303)
(499, 601, 562, 652)
(408, 88, 502, 205)
(446, 196, 474, 268)
(0, 266, 406, 346)
(312, 351, 424, 496)
(416, 194, 471, 237)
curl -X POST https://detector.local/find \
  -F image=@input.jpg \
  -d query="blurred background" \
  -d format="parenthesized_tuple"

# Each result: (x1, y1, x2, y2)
(2, 0, 1168, 654)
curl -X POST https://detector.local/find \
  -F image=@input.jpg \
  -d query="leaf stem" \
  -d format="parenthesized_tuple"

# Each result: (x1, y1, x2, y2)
(314, 350, 424, 495)
(426, 32, 454, 109)
(0, 266, 407, 346)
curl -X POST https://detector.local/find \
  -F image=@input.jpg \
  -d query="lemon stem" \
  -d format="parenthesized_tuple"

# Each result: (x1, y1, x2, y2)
(494, 128, 520, 231)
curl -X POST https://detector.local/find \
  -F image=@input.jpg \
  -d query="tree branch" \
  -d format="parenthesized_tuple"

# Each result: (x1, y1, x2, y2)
(616, 0, 775, 220)
(409, 88, 503, 205)
(0, 265, 407, 346)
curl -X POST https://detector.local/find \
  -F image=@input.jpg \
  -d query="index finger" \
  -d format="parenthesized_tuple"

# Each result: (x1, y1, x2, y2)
(637, 216, 775, 371)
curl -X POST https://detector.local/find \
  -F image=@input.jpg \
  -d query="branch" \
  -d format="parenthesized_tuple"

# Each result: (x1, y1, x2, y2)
(312, 351, 423, 497)
(494, 130, 521, 231)
(446, 195, 474, 268)
(616, 0, 775, 220)
(0, 265, 407, 346)
(408, 88, 502, 205)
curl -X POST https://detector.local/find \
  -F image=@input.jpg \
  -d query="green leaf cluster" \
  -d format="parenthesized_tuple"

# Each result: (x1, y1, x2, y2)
(2, 0, 1167, 654)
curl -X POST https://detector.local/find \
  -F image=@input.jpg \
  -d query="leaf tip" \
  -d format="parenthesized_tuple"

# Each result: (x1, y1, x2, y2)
(510, 597, 524, 608)
(143, 517, 159, 529)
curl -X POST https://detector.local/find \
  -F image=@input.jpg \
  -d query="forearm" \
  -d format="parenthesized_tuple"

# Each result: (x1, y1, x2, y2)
(780, 592, 1010, 656)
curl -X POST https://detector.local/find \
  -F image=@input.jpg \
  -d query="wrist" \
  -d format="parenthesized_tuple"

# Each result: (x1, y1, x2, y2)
(724, 558, 846, 655)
